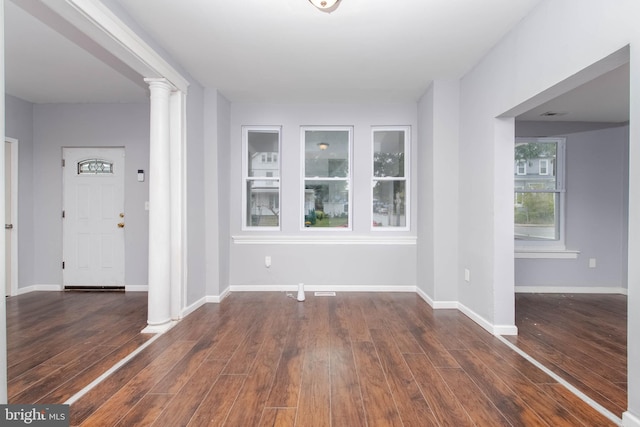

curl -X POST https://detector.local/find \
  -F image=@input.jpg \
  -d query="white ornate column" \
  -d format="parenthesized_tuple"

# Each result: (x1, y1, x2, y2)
(143, 78, 174, 333)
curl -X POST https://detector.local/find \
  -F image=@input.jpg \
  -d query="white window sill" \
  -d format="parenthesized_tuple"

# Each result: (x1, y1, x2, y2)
(515, 248, 580, 259)
(232, 235, 416, 245)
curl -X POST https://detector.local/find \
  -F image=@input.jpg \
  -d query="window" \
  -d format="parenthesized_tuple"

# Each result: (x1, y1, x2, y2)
(372, 126, 410, 230)
(514, 137, 565, 245)
(302, 127, 352, 229)
(539, 159, 549, 175)
(242, 126, 281, 229)
(77, 159, 113, 175)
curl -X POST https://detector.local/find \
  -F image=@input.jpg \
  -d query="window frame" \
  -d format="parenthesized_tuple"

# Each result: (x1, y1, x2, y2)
(371, 126, 410, 231)
(242, 125, 282, 231)
(300, 126, 353, 231)
(514, 137, 566, 249)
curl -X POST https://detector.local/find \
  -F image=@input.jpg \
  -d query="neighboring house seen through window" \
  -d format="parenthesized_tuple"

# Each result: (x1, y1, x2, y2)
(514, 137, 566, 247)
(302, 127, 352, 229)
(242, 126, 281, 230)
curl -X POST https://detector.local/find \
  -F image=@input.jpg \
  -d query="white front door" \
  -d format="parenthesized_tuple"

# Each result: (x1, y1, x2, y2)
(62, 147, 125, 288)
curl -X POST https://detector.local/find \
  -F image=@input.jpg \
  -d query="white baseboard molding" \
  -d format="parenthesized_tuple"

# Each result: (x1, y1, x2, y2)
(415, 288, 517, 335)
(125, 285, 148, 292)
(182, 296, 207, 317)
(16, 284, 63, 294)
(229, 284, 416, 293)
(516, 286, 628, 295)
(206, 287, 231, 303)
(623, 411, 640, 427)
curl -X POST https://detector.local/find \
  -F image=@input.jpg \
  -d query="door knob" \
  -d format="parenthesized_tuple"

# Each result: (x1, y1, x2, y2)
(117, 222, 125, 228)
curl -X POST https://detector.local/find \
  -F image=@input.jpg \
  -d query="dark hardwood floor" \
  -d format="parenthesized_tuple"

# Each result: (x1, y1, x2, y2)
(506, 293, 627, 419)
(6, 291, 150, 404)
(6, 291, 619, 426)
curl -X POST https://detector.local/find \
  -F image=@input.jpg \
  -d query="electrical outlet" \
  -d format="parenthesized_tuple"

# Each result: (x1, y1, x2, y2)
(464, 268, 470, 282)
(265, 256, 271, 268)
(589, 258, 596, 268)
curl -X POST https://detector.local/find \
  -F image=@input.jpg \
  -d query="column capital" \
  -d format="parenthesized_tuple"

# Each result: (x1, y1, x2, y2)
(144, 77, 176, 91)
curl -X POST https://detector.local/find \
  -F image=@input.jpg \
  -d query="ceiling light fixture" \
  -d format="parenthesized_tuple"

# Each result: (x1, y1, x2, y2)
(309, 0, 341, 12)
(318, 142, 330, 150)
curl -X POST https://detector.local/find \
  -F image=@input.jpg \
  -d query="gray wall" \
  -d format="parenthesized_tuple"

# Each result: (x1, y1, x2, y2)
(5, 95, 34, 289)
(515, 122, 629, 289)
(226, 103, 417, 289)
(31, 102, 150, 287)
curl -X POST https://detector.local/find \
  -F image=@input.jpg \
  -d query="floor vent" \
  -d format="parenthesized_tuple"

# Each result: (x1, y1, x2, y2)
(65, 285, 125, 292)
(314, 291, 336, 297)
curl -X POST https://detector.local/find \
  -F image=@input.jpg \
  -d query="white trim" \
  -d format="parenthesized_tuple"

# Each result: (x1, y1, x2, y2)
(141, 320, 177, 334)
(515, 249, 579, 259)
(64, 330, 164, 406)
(416, 289, 517, 335)
(181, 296, 207, 317)
(623, 412, 640, 427)
(64, 0, 189, 92)
(206, 287, 231, 303)
(516, 286, 628, 295)
(125, 285, 148, 292)
(457, 302, 498, 335)
(5, 137, 18, 296)
(498, 335, 622, 425)
(16, 284, 64, 294)
(229, 284, 416, 293)
(232, 235, 417, 245)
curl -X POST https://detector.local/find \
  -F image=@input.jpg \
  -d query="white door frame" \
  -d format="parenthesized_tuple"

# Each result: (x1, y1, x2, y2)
(5, 137, 18, 296)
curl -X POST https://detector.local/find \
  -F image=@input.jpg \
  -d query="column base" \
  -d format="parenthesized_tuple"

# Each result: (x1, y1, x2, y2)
(141, 320, 177, 334)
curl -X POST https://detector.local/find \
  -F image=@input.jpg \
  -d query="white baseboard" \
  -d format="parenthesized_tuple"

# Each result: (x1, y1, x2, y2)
(415, 287, 516, 335)
(125, 285, 148, 292)
(206, 286, 231, 303)
(17, 284, 63, 294)
(229, 284, 416, 293)
(182, 296, 207, 317)
(516, 286, 628, 295)
(623, 411, 640, 427)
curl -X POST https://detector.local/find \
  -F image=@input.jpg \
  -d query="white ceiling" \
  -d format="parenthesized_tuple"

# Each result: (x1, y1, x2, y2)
(3, 0, 630, 122)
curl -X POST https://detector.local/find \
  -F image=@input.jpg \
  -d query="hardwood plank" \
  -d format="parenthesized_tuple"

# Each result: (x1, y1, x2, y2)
(448, 349, 552, 426)
(186, 375, 246, 427)
(463, 339, 582, 426)
(42, 333, 151, 404)
(76, 339, 196, 426)
(352, 340, 403, 427)
(369, 328, 437, 427)
(538, 383, 617, 426)
(259, 408, 297, 427)
(403, 353, 474, 426)
(10, 344, 117, 404)
(113, 393, 174, 427)
(150, 338, 218, 394)
(265, 309, 309, 407)
(222, 298, 291, 427)
(295, 298, 332, 427)
(150, 358, 228, 427)
(329, 326, 367, 427)
(439, 367, 512, 426)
